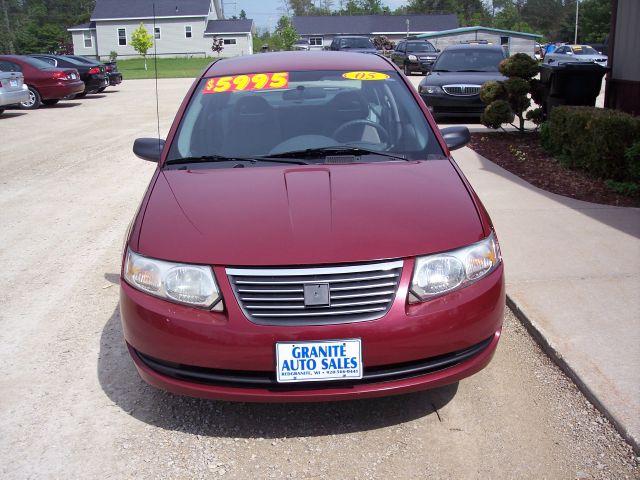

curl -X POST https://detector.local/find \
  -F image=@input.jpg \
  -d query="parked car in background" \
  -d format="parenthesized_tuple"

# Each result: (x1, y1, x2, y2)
(30, 54, 107, 97)
(391, 39, 440, 76)
(121, 51, 505, 402)
(0, 68, 29, 116)
(544, 44, 608, 67)
(64, 55, 123, 90)
(0, 55, 84, 109)
(329, 36, 377, 53)
(418, 44, 507, 119)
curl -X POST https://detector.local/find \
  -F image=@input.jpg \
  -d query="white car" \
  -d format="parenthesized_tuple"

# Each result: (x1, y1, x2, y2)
(544, 44, 608, 67)
(0, 67, 29, 116)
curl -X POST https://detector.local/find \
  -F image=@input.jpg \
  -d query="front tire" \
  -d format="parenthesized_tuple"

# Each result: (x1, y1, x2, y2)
(75, 91, 87, 98)
(20, 86, 41, 110)
(42, 99, 59, 106)
(97, 87, 106, 93)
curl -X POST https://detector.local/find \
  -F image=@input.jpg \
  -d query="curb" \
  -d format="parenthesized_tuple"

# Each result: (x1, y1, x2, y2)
(506, 294, 639, 455)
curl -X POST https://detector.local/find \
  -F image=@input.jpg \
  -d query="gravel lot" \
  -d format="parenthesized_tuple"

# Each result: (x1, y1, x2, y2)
(0, 79, 637, 479)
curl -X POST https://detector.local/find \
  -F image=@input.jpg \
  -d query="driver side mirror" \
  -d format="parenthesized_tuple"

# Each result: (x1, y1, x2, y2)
(133, 138, 165, 162)
(440, 126, 470, 151)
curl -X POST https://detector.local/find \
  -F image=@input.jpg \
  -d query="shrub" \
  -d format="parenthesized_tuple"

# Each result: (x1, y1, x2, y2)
(480, 53, 542, 132)
(605, 180, 640, 197)
(541, 106, 640, 181)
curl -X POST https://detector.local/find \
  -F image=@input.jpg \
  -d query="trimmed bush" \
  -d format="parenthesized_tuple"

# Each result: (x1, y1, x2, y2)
(481, 100, 514, 129)
(541, 106, 640, 181)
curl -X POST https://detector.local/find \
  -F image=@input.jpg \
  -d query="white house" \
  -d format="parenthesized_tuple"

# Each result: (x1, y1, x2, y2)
(68, 0, 254, 60)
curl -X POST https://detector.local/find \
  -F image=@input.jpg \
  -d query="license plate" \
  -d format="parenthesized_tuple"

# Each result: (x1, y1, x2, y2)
(276, 339, 362, 383)
(9, 79, 17, 87)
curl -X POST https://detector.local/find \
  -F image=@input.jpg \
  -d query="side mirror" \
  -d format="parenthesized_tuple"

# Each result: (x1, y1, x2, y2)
(133, 138, 165, 162)
(440, 126, 470, 151)
(436, 49, 441, 53)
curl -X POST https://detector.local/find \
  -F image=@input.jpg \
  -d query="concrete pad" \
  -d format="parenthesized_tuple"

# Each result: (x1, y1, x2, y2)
(453, 146, 640, 450)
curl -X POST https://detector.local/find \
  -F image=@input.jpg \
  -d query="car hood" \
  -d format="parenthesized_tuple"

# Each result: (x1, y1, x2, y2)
(422, 71, 507, 86)
(572, 55, 608, 62)
(137, 160, 484, 266)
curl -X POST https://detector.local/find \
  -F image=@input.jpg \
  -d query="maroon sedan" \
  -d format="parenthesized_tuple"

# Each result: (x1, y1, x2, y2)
(122, 52, 504, 402)
(0, 55, 84, 109)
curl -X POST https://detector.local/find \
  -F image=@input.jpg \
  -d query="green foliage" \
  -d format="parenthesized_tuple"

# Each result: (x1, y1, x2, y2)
(479, 80, 507, 104)
(525, 107, 544, 125)
(130, 23, 154, 70)
(117, 57, 212, 80)
(273, 16, 298, 51)
(239, 9, 247, 20)
(499, 53, 539, 80)
(404, 0, 489, 26)
(481, 100, 514, 129)
(579, 0, 611, 43)
(541, 106, 640, 182)
(481, 54, 541, 132)
(605, 180, 640, 198)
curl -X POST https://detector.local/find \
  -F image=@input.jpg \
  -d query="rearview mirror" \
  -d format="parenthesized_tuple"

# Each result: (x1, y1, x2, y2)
(133, 138, 165, 162)
(440, 126, 470, 151)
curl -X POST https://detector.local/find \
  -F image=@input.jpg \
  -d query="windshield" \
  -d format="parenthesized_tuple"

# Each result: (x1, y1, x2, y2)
(340, 38, 374, 49)
(572, 46, 599, 55)
(432, 49, 504, 72)
(407, 42, 436, 52)
(167, 69, 443, 165)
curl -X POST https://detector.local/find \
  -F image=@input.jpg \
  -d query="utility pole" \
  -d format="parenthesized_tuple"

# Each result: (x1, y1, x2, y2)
(406, 19, 409, 39)
(574, 0, 580, 44)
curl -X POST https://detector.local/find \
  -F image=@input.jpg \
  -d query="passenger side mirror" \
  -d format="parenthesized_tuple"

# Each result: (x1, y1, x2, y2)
(440, 126, 470, 151)
(133, 138, 165, 162)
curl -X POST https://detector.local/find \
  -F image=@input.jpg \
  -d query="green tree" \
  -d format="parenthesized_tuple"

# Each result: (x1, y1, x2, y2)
(130, 22, 154, 70)
(579, 0, 611, 43)
(239, 9, 247, 20)
(273, 16, 298, 51)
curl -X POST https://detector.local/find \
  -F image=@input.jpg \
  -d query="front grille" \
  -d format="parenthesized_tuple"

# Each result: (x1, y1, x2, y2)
(443, 84, 481, 96)
(226, 261, 403, 326)
(134, 336, 493, 390)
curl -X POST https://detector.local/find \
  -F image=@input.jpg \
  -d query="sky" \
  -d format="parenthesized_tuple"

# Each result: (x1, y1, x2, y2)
(227, 0, 408, 31)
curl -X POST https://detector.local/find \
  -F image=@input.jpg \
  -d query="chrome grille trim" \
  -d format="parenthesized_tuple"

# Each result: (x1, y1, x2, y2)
(227, 260, 403, 326)
(442, 84, 481, 96)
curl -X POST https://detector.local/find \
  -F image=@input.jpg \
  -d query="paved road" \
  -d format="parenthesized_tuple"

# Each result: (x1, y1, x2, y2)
(0, 79, 637, 479)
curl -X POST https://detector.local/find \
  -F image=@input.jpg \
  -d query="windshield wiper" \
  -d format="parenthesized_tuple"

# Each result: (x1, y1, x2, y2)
(262, 146, 407, 162)
(165, 155, 308, 166)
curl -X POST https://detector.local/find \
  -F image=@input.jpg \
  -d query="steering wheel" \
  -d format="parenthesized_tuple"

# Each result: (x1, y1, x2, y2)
(332, 119, 390, 145)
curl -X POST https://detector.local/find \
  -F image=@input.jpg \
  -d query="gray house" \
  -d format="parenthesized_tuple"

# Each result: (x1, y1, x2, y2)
(68, 0, 255, 59)
(415, 26, 542, 57)
(292, 14, 459, 50)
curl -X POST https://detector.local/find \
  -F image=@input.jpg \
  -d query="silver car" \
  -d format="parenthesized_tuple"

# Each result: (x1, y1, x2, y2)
(0, 68, 29, 116)
(544, 44, 608, 67)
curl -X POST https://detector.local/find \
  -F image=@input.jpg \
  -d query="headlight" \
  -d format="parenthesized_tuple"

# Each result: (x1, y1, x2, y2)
(409, 233, 501, 303)
(408, 54, 418, 61)
(124, 249, 223, 310)
(419, 85, 444, 95)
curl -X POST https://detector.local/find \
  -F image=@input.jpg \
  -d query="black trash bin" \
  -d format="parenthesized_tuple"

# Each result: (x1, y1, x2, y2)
(538, 62, 609, 118)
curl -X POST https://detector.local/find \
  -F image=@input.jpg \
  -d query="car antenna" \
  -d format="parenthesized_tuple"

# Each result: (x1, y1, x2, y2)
(153, 3, 161, 156)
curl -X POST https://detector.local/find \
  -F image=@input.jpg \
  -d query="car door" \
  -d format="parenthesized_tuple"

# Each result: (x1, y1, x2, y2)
(547, 46, 567, 64)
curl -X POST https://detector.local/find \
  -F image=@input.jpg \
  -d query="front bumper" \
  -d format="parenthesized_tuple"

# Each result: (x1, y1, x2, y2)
(120, 260, 504, 402)
(407, 60, 436, 73)
(420, 93, 486, 117)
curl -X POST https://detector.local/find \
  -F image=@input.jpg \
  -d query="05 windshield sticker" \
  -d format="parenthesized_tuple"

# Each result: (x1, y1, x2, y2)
(342, 71, 390, 80)
(202, 72, 289, 94)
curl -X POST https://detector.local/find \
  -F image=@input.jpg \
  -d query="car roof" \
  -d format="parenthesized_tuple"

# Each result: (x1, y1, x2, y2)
(204, 51, 392, 77)
(333, 35, 371, 39)
(441, 44, 504, 52)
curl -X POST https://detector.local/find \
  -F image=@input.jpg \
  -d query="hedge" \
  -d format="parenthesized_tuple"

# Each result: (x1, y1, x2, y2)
(540, 106, 640, 182)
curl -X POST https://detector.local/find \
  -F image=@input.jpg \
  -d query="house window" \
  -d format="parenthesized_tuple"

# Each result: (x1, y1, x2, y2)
(118, 28, 126, 46)
(309, 37, 323, 46)
(185, 25, 192, 38)
(223, 38, 236, 45)
(154, 27, 161, 40)
(83, 31, 92, 48)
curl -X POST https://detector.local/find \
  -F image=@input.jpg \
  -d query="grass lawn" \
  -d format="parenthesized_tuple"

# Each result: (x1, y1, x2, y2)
(117, 57, 217, 79)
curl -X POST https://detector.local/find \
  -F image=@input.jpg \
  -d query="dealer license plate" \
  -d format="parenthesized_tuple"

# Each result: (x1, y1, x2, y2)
(276, 339, 362, 383)
(9, 79, 17, 87)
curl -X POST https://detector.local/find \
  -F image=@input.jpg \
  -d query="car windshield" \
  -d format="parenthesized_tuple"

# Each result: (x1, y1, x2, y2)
(20, 56, 56, 69)
(167, 69, 443, 165)
(407, 42, 436, 52)
(432, 49, 504, 72)
(572, 46, 599, 55)
(340, 38, 374, 49)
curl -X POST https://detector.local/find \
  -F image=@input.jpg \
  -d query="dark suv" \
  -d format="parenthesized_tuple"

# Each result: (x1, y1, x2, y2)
(329, 36, 377, 53)
(391, 39, 439, 75)
(417, 44, 507, 119)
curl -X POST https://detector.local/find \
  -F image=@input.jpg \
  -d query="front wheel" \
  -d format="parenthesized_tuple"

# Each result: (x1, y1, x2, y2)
(97, 87, 106, 93)
(20, 86, 41, 110)
(42, 99, 59, 106)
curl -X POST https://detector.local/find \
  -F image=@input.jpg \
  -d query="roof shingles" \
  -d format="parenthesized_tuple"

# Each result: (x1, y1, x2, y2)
(293, 14, 458, 36)
(205, 19, 254, 34)
(91, 0, 211, 20)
